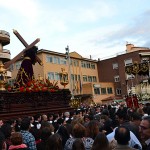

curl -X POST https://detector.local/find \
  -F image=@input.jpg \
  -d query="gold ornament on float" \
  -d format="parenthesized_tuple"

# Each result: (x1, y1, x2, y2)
(59, 68, 69, 88)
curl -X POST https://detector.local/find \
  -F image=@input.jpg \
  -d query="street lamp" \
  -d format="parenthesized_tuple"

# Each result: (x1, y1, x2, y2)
(65, 45, 69, 59)
(65, 45, 74, 98)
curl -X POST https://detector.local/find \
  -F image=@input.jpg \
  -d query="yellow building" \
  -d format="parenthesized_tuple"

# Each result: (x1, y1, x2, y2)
(9, 49, 115, 104)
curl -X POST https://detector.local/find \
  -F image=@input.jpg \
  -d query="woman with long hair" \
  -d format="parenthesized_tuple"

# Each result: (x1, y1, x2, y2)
(72, 138, 85, 150)
(91, 132, 111, 150)
(45, 133, 63, 150)
(64, 123, 93, 150)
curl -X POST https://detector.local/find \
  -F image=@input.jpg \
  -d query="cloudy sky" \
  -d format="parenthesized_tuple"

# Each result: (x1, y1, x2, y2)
(1, 0, 150, 60)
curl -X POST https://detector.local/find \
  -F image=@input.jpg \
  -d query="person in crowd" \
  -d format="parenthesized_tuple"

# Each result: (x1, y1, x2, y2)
(20, 117, 37, 150)
(142, 104, 150, 116)
(107, 109, 142, 149)
(0, 123, 12, 149)
(0, 120, 4, 128)
(33, 114, 41, 130)
(71, 116, 84, 129)
(31, 114, 42, 144)
(72, 138, 85, 150)
(0, 130, 6, 150)
(116, 108, 140, 139)
(95, 107, 101, 115)
(140, 115, 150, 150)
(52, 113, 60, 133)
(137, 108, 144, 117)
(114, 126, 136, 150)
(100, 114, 113, 135)
(6, 119, 17, 133)
(15, 118, 22, 132)
(91, 132, 111, 150)
(47, 113, 54, 124)
(41, 114, 48, 122)
(64, 123, 94, 150)
(108, 104, 116, 120)
(75, 109, 84, 119)
(36, 127, 52, 150)
(130, 112, 141, 140)
(83, 114, 91, 127)
(29, 116, 34, 128)
(9, 132, 27, 150)
(64, 123, 72, 139)
(85, 120, 100, 140)
(40, 120, 54, 133)
(45, 133, 63, 150)
(57, 121, 70, 148)
(64, 112, 70, 122)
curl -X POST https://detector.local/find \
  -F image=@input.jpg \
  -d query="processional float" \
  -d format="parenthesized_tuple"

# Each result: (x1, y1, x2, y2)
(125, 61, 149, 108)
(0, 29, 43, 91)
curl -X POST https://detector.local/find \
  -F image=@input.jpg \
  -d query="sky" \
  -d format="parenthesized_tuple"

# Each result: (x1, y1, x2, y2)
(1, 0, 150, 60)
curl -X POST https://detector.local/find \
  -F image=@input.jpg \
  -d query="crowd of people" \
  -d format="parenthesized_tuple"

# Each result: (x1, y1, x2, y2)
(0, 102, 150, 150)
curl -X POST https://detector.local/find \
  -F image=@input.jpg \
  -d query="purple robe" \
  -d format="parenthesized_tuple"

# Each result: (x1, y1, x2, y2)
(14, 46, 37, 88)
(15, 57, 34, 87)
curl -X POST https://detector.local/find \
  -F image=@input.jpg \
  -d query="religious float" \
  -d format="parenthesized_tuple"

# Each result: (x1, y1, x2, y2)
(0, 30, 72, 121)
(125, 61, 149, 109)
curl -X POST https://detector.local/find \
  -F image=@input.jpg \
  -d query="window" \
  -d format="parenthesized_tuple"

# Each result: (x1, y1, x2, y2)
(55, 72, 60, 80)
(141, 57, 149, 62)
(114, 75, 120, 82)
(48, 72, 54, 80)
(101, 88, 106, 94)
(94, 87, 100, 94)
(9, 64, 14, 71)
(126, 74, 135, 80)
(92, 76, 97, 82)
(71, 74, 74, 81)
(124, 58, 133, 66)
(81, 61, 86, 68)
(86, 62, 91, 68)
(46, 55, 53, 63)
(60, 58, 67, 65)
(116, 88, 121, 95)
(83, 75, 87, 82)
(15, 62, 21, 70)
(74, 74, 77, 81)
(112, 63, 118, 69)
(88, 76, 92, 82)
(53, 57, 60, 64)
(72, 60, 79, 66)
(78, 75, 80, 81)
(91, 63, 95, 69)
(107, 87, 113, 94)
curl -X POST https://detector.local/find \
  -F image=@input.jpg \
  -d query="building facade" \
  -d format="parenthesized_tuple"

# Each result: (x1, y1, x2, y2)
(97, 43, 150, 99)
(9, 49, 115, 104)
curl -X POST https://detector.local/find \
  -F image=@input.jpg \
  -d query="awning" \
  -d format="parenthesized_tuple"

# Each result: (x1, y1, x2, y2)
(74, 94, 92, 99)
(114, 99, 124, 103)
(101, 96, 123, 102)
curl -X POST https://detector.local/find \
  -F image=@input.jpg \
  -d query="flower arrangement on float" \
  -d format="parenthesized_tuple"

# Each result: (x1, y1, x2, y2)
(5, 79, 60, 93)
(137, 93, 150, 101)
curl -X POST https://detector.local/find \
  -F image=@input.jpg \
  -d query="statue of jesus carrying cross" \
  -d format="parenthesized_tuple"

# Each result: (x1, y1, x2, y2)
(4, 30, 43, 88)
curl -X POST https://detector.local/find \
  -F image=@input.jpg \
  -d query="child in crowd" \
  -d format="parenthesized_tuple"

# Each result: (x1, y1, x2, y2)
(9, 132, 27, 150)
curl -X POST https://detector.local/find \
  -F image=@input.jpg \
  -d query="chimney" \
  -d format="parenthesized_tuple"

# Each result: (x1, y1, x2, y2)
(126, 43, 134, 53)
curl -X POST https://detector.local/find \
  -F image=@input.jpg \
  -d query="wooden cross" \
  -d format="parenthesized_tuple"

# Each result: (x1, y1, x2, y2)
(4, 29, 43, 69)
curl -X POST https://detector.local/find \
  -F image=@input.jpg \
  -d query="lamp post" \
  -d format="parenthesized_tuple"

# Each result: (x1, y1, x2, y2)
(65, 45, 74, 99)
